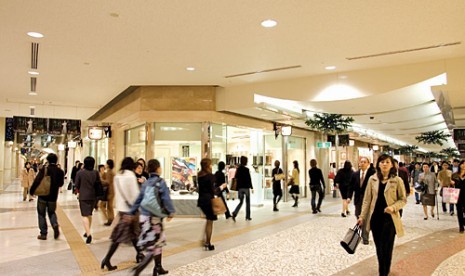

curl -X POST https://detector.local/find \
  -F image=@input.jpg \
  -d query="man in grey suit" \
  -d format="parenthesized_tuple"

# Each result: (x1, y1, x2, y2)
(349, 157, 375, 244)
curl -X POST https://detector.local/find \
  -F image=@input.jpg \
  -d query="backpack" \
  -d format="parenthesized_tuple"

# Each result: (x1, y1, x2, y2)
(141, 178, 168, 218)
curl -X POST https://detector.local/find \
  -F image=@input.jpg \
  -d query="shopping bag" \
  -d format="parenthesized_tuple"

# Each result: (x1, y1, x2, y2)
(443, 187, 461, 204)
(230, 178, 237, 191)
(34, 167, 51, 196)
(211, 196, 227, 215)
(340, 224, 361, 254)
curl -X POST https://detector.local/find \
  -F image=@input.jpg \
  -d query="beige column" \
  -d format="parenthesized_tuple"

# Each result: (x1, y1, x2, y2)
(282, 135, 289, 202)
(201, 122, 211, 159)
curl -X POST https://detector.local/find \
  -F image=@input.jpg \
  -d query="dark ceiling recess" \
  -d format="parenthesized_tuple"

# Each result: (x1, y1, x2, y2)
(346, 41, 461, 60)
(225, 65, 302, 78)
(31, 42, 39, 69)
(30, 77, 37, 92)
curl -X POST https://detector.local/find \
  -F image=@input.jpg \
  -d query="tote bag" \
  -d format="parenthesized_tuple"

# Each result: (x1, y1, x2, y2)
(211, 196, 227, 215)
(340, 224, 362, 254)
(34, 167, 51, 196)
(443, 187, 461, 204)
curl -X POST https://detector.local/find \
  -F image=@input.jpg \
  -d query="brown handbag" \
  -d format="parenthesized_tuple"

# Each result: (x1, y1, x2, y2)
(211, 196, 227, 215)
(34, 167, 51, 196)
(230, 178, 237, 191)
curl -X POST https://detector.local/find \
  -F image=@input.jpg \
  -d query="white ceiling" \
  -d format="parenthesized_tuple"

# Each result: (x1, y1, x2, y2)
(1, 1, 465, 152)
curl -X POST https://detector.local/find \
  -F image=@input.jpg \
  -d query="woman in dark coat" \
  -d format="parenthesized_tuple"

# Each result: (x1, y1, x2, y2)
(198, 158, 227, 250)
(75, 156, 100, 244)
(214, 161, 231, 219)
(451, 160, 465, 233)
(335, 160, 353, 217)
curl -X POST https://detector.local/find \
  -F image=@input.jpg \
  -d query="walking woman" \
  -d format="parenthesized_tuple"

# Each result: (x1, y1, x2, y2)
(101, 157, 143, 271)
(271, 160, 284, 211)
(232, 156, 254, 221)
(130, 159, 175, 276)
(75, 156, 100, 244)
(198, 158, 228, 250)
(289, 160, 300, 207)
(419, 163, 438, 220)
(214, 161, 232, 219)
(21, 161, 35, 201)
(100, 159, 116, 226)
(357, 154, 407, 276)
(335, 161, 353, 217)
(451, 160, 465, 233)
(309, 159, 325, 214)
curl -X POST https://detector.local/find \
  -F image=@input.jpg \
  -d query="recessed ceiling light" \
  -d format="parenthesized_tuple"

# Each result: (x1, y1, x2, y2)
(28, 92, 37, 96)
(109, 12, 119, 18)
(29, 105, 36, 109)
(28, 70, 39, 75)
(27, 32, 44, 38)
(261, 19, 277, 28)
(325, 66, 336, 70)
(186, 67, 195, 71)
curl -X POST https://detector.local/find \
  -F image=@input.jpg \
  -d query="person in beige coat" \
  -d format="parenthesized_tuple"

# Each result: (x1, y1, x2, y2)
(357, 154, 407, 276)
(100, 159, 116, 226)
(21, 162, 36, 201)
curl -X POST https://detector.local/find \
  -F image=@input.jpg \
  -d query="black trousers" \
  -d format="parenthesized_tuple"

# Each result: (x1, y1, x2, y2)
(371, 215, 396, 276)
(311, 188, 324, 211)
(457, 203, 465, 231)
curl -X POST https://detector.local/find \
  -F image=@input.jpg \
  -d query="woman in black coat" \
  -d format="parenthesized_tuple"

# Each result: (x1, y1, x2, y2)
(335, 160, 353, 217)
(197, 158, 227, 250)
(214, 161, 232, 219)
(451, 160, 465, 233)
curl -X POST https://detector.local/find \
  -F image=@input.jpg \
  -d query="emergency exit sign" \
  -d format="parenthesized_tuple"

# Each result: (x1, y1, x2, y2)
(317, 142, 332, 148)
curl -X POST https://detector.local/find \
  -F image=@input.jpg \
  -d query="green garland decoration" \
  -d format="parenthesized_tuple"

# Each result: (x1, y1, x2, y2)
(397, 145, 419, 154)
(440, 147, 460, 159)
(425, 151, 440, 158)
(305, 113, 354, 134)
(415, 130, 451, 146)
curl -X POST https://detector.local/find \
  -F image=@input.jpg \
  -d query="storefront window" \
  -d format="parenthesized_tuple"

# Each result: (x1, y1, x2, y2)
(211, 124, 227, 172)
(125, 125, 146, 161)
(87, 138, 109, 167)
(287, 136, 306, 195)
(264, 134, 283, 199)
(152, 123, 201, 190)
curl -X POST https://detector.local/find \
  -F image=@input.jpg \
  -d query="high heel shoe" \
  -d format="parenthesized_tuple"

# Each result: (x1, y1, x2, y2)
(136, 252, 145, 263)
(100, 259, 117, 271)
(86, 235, 92, 244)
(204, 243, 215, 251)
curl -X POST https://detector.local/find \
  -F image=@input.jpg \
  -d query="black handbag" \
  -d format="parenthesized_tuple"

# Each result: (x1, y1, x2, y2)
(340, 224, 362, 254)
(94, 171, 105, 199)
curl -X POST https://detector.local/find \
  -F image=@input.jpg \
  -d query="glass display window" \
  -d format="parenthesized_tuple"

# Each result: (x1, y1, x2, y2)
(287, 136, 306, 192)
(124, 124, 146, 161)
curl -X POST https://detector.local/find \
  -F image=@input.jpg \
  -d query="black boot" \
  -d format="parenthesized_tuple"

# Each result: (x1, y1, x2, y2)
(132, 254, 153, 276)
(132, 239, 144, 263)
(101, 242, 119, 271)
(154, 254, 168, 275)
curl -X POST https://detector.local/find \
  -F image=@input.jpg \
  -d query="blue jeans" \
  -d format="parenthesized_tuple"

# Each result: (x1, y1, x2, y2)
(415, 192, 420, 203)
(37, 198, 58, 236)
(233, 188, 251, 219)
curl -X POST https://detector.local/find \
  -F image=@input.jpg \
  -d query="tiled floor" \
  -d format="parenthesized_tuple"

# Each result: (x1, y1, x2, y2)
(1, 179, 463, 276)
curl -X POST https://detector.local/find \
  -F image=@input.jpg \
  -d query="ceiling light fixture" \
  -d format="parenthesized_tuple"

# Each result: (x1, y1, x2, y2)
(27, 32, 44, 38)
(28, 70, 39, 75)
(261, 19, 277, 28)
(325, 66, 336, 70)
(186, 67, 195, 71)
(28, 92, 38, 96)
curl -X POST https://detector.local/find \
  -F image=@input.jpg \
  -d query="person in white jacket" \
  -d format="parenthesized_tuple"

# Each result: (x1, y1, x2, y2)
(101, 157, 143, 271)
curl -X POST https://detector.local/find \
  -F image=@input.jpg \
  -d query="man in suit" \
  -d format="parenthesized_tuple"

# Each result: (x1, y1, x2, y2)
(349, 156, 375, 244)
(30, 153, 65, 240)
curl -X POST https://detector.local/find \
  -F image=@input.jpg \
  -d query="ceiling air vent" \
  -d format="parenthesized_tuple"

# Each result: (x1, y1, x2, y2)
(346, 42, 461, 60)
(31, 77, 37, 92)
(31, 42, 39, 69)
(225, 65, 301, 78)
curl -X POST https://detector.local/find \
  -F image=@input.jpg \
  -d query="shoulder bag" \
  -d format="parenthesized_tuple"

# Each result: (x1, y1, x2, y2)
(211, 196, 227, 215)
(141, 178, 168, 218)
(34, 167, 51, 196)
(340, 224, 362, 254)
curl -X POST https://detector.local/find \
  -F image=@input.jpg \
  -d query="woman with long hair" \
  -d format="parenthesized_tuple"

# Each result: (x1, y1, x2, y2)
(451, 160, 465, 233)
(214, 161, 232, 219)
(75, 156, 100, 244)
(289, 160, 301, 207)
(198, 158, 228, 250)
(357, 154, 407, 276)
(130, 159, 175, 276)
(101, 157, 143, 271)
(271, 160, 284, 211)
(21, 161, 36, 202)
(335, 161, 353, 217)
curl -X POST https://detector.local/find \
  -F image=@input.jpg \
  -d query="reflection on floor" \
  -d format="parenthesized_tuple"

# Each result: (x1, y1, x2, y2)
(0, 179, 463, 276)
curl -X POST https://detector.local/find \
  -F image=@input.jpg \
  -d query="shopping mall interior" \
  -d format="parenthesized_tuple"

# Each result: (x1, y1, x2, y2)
(1, 1, 465, 275)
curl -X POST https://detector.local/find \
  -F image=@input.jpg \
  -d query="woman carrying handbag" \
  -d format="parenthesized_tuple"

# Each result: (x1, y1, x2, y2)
(197, 158, 227, 250)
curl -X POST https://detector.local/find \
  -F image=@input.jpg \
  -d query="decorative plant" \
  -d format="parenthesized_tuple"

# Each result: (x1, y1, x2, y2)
(425, 151, 439, 158)
(382, 145, 394, 154)
(440, 147, 461, 159)
(415, 130, 451, 146)
(305, 113, 354, 134)
(397, 145, 419, 154)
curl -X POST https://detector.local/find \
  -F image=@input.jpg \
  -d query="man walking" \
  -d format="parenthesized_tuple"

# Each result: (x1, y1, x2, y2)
(349, 157, 375, 244)
(30, 153, 65, 240)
